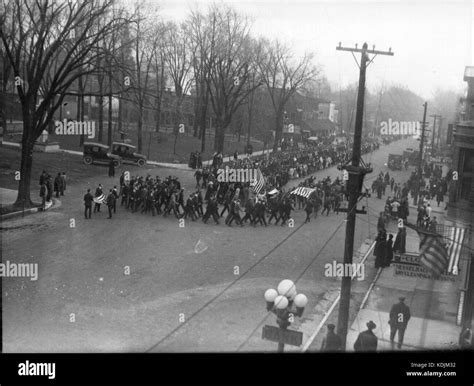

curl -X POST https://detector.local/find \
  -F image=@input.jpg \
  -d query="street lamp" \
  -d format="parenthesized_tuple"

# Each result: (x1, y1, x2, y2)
(264, 279, 308, 352)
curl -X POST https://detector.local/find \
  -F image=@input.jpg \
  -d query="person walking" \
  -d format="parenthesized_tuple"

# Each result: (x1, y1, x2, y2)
(320, 324, 342, 352)
(54, 173, 63, 198)
(389, 296, 411, 349)
(39, 181, 47, 211)
(374, 231, 387, 269)
(83, 189, 93, 219)
(304, 200, 313, 223)
(354, 321, 378, 352)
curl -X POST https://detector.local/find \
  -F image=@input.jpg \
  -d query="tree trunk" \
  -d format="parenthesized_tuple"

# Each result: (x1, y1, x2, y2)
(98, 92, 104, 143)
(78, 76, 85, 146)
(0, 78, 7, 138)
(273, 113, 283, 152)
(15, 118, 35, 207)
(200, 107, 207, 152)
(173, 100, 183, 155)
(108, 93, 113, 146)
(214, 121, 226, 153)
(137, 108, 143, 153)
(118, 95, 123, 133)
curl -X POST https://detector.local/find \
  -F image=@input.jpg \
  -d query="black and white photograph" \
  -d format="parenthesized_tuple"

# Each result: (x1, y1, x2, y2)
(0, 0, 473, 383)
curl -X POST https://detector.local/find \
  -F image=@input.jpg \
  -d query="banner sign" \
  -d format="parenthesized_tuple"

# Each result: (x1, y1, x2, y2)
(394, 253, 457, 282)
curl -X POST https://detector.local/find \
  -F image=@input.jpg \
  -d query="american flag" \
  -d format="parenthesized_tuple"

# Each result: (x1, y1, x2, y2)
(251, 168, 265, 195)
(290, 187, 316, 198)
(417, 228, 449, 277)
(93, 193, 107, 204)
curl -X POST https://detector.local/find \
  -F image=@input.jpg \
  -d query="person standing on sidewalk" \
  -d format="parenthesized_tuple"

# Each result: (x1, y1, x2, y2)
(389, 296, 411, 349)
(108, 159, 115, 177)
(320, 324, 342, 352)
(354, 321, 378, 352)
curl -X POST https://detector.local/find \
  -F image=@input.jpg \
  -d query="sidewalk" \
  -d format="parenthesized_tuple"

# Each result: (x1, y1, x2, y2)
(346, 202, 463, 351)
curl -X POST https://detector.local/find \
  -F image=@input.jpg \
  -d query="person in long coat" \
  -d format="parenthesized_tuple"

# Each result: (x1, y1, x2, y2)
(384, 234, 394, 267)
(374, 230, 386, 269)
(354, 321, 378, 352)
(321, 324, 342, 352)
(108, 159, 115, 177)
(393, 228, 406, 254)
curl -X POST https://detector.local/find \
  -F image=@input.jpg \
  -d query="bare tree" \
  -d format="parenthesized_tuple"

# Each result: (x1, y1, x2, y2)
(188, 8, 212, 152)
(258, 38, 318, 151)
(162, 21, 194, 155)
(202, 5, 262, 153)
(126, 3, 155, 153)
(0, 0, 131, 207)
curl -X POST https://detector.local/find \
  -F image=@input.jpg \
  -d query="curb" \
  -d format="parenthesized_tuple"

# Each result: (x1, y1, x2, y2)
(0, 198, 61, 221)
(1, 207, 39, 221)
(300, 239, 376, 352)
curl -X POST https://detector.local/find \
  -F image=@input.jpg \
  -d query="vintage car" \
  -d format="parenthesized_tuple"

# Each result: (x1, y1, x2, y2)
(387, 153, 403, 170)
(83, 142, 121, 167)
(110, 142, 147, 167)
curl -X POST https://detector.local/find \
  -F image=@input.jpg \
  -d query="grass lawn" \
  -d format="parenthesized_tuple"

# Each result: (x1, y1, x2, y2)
(0, 145, 146, 200)
(4, 122, 268, 163)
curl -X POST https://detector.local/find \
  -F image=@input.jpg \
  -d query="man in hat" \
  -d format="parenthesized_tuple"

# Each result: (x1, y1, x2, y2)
(354, 321, 378, 352)
(320, 324, 342, 352)
(389, 296, 411, 349)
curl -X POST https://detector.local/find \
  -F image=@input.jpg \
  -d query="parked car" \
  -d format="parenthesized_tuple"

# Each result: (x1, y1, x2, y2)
(110, 142, 147, 167)
(83, 142, 121, 167)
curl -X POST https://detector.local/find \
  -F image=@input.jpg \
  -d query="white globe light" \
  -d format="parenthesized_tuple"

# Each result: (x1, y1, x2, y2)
(274, 295, 289, 310)
(294, 293, 308, 308)
(264, 288, 278, 303)
(277, 279, 296, 298)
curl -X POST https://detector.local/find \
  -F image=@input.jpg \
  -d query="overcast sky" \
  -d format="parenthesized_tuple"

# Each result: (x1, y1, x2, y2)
(153, 0, 473, 99)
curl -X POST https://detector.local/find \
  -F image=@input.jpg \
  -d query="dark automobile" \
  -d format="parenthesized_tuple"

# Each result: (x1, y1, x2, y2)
(111, 142, 147, 167)
(387, 153, 403, 170)
(83, 142, 121, 167)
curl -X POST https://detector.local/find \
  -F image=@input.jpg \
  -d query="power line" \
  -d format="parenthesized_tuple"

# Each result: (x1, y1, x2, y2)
(235, 199, 362, 352)
(145, 220, 307, 352)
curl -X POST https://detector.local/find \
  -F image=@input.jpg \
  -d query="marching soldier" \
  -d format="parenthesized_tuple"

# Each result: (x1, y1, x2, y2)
(202, 196, 220, 224)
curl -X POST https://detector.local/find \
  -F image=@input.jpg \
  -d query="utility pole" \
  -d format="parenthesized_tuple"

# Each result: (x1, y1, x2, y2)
(430, 114, 441, 152)
(414, 102, 428, 206)
(418, 102, 428, 178)
(335, 42, 393, 349)
(437, 117, 444, 150)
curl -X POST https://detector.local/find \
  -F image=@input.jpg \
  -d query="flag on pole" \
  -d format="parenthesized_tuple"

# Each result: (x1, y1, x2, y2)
(290, 187, 316, 198)
(251, 168, 265, 195)
(93, 194, 107, 204)
(416, 228, 449, 277)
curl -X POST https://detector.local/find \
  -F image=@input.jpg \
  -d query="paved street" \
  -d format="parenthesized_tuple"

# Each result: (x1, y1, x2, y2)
(2, 137, 420, 352)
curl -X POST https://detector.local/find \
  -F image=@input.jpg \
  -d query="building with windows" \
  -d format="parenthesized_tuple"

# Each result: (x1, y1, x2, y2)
(449, 66, 474, 215)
